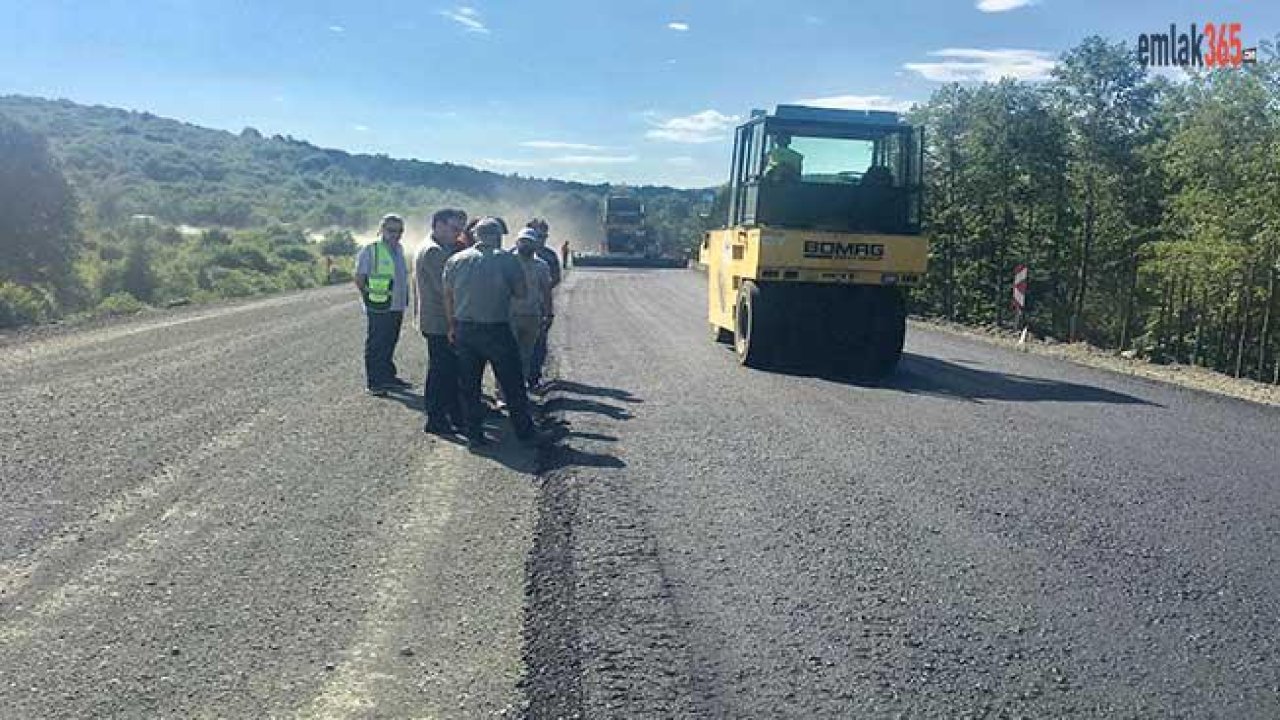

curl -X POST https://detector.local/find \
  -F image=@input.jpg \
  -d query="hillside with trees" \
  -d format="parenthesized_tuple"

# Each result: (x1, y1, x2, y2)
(0, 95, 714, 327)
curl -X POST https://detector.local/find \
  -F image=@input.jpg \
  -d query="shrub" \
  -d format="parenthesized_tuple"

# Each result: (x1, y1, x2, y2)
(95, 291, 147, 317)
(209, 269, 259, 298)
(122, 239, 157, 302)
(211, 243, 277, 273)
(0, 282, 56, 328)
(320, 230, 358, 257)
(275, 245, 315, 263)
(153, 258, 199, 303)
(284, 263, 321, 289)
(200, 228, 232, 247)
(327, 264, 353, 284)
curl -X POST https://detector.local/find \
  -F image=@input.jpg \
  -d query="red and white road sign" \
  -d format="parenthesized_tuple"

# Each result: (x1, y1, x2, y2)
(1012, 264, 1028, 311)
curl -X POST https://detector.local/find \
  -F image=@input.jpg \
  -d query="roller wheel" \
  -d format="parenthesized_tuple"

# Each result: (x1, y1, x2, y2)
(841, 287, 905, 379)
(734, 281, 777, 368)
(867, 289, 906, 378)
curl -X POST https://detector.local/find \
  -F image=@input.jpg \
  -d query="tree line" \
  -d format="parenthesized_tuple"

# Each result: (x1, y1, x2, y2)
(910, 35, 1280, 383)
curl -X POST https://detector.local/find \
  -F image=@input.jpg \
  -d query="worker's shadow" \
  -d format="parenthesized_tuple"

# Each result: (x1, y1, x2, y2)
(542, 396, 636, 420)
(536, 381, 634, 472)
(546, 380, 643, 404)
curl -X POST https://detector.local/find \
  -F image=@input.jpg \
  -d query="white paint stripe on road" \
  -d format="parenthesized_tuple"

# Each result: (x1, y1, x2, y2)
(294, 447, 463, 719)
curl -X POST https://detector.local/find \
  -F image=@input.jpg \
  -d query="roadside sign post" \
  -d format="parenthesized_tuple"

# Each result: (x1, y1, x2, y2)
(1012, 264, 1028, 330)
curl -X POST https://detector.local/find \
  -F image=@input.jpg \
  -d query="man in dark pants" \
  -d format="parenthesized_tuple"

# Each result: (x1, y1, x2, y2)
(415, 208, 468, 433)
(525, 218, 561, 390)
(443, 217, 550, 449)
(354, 214, 411, 396)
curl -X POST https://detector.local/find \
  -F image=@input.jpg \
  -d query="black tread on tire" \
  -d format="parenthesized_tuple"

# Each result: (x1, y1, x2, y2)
(735, 281, 778, 368)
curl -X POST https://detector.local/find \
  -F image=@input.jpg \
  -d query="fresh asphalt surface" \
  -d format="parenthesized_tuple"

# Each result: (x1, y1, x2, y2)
(2, 269, 1278, 718)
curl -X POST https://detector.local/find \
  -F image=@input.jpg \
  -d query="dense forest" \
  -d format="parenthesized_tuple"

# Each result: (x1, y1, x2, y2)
(909, 35, 1280, 383)
(0, 94, 713, 327)
(3, 33, 1279, 385)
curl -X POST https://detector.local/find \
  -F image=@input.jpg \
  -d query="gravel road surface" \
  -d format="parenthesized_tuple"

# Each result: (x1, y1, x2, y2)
(2, 288, 536, 718)
(3, 270, 1278, 718)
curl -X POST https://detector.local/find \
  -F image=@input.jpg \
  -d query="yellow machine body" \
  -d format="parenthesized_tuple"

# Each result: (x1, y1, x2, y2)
(702, 227, 928, 335)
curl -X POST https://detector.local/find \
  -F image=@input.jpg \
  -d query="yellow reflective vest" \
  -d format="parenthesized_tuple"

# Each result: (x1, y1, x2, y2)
(365, 241, 396, 311)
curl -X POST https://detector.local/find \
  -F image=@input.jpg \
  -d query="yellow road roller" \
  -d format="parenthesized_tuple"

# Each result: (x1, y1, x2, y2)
(701, 105, 927, 377)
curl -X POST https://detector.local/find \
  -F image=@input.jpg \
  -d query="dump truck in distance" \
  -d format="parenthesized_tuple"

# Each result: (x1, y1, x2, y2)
(702, 104, 926, 378)
(604, 195, 647, 254)
(573, 193, 688, 268)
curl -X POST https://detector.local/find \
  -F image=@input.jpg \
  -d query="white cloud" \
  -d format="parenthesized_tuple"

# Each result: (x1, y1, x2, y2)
(441, 6, 490, 34)
(666, 156, 696, 167)
(976, 0, 1034, 11)
(904, 48, 1057, 82)
(328, 25, 345, 33)
(667, 22, 690, 31)
(793, 94, 917, 113)
(354, 124, 369, 132)
(645, 110, 739, 144)
(479, 158, 537, 168)
(521, 140, 609, 151)
(548, 155, 638, 165)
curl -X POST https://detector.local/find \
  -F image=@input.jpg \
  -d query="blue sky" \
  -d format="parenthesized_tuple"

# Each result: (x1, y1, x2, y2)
(1, 0, 1276, 188)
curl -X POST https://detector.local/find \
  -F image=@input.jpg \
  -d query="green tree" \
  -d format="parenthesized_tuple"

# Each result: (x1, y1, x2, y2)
(320, 230, 358, 257)
(1051, 36, 1156, 343)
(0, 114, 82, 289)
(1157, 63, 1280, 378)
(122, 238, 157, 302)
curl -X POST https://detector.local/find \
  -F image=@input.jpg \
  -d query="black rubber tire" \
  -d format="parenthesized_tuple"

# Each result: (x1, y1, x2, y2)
(734, 281, 776, 368)
(842, 287, 905, 380)
(867, 288, 906, 378)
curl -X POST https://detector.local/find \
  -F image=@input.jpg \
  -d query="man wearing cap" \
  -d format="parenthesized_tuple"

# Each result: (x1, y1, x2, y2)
(526, 219, 561, 390)
(527, 218, 562, 288)
(443, 218, 549, 448)
(510, 228, 554, 389)
(415, 208, 468, 433)
(354, 213, 411, 396)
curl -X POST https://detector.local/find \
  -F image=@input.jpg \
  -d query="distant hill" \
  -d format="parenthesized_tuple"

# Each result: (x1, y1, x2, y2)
(0, 95, 713, 251)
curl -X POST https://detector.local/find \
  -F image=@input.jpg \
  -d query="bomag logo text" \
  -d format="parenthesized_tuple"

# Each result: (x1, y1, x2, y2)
(803, 241, 885, 260)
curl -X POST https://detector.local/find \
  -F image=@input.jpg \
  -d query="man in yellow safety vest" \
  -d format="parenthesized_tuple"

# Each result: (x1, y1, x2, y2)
(354, 214, 411, 396)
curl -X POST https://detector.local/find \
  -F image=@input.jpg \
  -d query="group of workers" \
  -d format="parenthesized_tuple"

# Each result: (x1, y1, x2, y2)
(353, 210, 562, 449)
